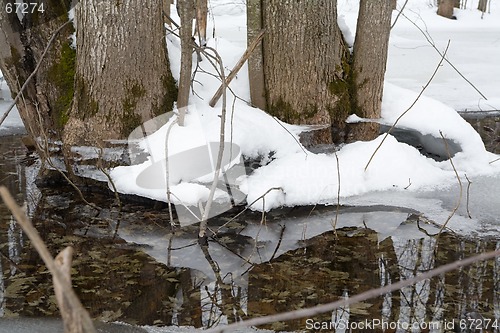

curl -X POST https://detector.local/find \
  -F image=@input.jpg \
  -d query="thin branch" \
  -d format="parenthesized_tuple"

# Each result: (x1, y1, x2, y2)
(209, 29, 266, 107)
(0, 20, 72, 127)
(205, 250, 500, 333)
(436, 130, 462, 237)
(199, 47, 227, 240)
(0, 187, 96, 333)
(215, 187, 283, 234)
(391, 0, 409, 29)
(364, 40, 450, 171)
(165, 118, 179, 228)
(464, 173, 472, 219)
(401, 11, 487, 100)
(331, 152, 341, 236)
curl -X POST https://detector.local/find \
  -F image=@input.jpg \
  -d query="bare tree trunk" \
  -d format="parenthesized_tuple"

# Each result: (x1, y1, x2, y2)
(260, 0, 347, 144)
(247, 0, 266, 110)
(0, 1, 74, 144)
(177, 0, 196, 126)
(348, 0, 393, 142)
(63, 0, 177, 146)
(437, 0, 455, 18)
(478, 0, 488, 12)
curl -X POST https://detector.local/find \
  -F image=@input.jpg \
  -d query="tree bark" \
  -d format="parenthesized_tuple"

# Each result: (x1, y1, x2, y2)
(260, 0, 347, 144)
(177, 0, 195, 126)
(478, 0, 488, 12)
(0, 1, 75, 145)
(349, 0, 393, 142)
(63, 0, 177, 146)
(437, 0, 455, 18)
(247, 0, 266, 110)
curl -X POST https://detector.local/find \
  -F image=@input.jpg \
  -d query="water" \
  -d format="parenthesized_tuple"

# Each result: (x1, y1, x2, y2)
(1, 130, 500, 332)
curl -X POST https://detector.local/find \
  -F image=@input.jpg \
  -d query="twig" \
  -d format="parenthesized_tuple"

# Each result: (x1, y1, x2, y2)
(464, 174, 472, 219)
(436, 130, 462, 237)
(401, 11, 487, 100)
(331, 152, 341, 236)
(199, 47, 227, 239)
(165, 118, 179, 228)
(272, 117, 308, 157)
(0, 20, 72, 127)
(391, 0, 409, 29)
(215, 187, 283, 234)
(205, 249, 500, 333)
(364, 40, 450, 171)
(209, 29, 266, 107)
(0, 186, 96, 333)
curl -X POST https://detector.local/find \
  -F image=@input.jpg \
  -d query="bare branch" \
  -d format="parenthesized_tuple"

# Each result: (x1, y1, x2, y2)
(205, 249, 500, 333)
(436, 130, 463, 237)
(0, 186, 96, 333)
(209, 29, 266, 107)
(364, 40, 450, 171)
(401, 11, 487, 100)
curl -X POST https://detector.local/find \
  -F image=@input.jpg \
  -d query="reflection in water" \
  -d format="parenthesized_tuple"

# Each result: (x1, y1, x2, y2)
(0, 136, 500, 332)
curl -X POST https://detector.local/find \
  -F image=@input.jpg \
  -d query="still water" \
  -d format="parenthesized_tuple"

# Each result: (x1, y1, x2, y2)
(0, 127, 499, 332)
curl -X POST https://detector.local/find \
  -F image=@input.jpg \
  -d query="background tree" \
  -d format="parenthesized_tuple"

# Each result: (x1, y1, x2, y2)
(437, 0, 456, 18)
(248, 0, 394, 144)
(349, 0, 393, 141)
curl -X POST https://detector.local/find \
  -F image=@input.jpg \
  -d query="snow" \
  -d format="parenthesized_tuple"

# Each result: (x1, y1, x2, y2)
(108, 0, 500, 235)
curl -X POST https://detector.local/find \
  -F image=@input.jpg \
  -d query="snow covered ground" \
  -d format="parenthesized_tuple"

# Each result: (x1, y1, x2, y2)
(109, 0, 500, 236)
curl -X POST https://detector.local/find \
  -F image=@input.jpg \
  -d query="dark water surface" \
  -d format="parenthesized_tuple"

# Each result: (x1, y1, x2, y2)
(1, 132, 500, 332)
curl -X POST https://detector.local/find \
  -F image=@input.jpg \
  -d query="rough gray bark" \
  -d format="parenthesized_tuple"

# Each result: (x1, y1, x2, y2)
(0, 1, 74, 144)
(177, 0, 195, 126)
(64, 0, 177, 146)
(247, 0, 266, 110)
(261, 0, 347, 144)
(437, 0, 455, 18)
(349, 0, 393, 142)
(478, 0, 488, 12)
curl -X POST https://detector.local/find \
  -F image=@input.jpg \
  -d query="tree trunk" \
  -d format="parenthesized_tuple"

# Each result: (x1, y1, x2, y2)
(63, 0, 177, 146)
(177, 0, 195, 126)
(349, 0, 393, 142)
(247, 0, 266, 110)
(478, 0, 488, 12)
(437, 0, 455, 18)
(0, 1, 75, 145)
(260, 0, 347, 144)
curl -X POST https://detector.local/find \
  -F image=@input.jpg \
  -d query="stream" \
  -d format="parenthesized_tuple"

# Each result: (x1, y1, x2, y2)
(0, 116, 499, 332)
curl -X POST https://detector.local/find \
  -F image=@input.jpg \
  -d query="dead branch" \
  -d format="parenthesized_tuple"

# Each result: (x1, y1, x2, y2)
(0, 20, 72, 127)
(209, 29, 265, 107)
(364, 40, 450, 171)
(199, 46, 227, 240)
(465, 173, 472, 218)
(436, 130, 463, 237)
(391, 0, 409, 29)
(401, 11, 487, 100)
(331, 152, 341, 236)
(204, 249, 500, 333)
(215, 187, 283, 234)
(0, 186, 96, 333)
